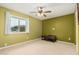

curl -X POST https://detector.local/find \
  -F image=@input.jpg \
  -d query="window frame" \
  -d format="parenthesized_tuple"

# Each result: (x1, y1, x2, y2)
(5, 12, 29, 34)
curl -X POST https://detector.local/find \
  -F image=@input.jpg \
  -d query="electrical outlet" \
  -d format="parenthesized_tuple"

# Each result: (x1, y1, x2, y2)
(4, 43, 7, 47)
(27, 37, 29, 39)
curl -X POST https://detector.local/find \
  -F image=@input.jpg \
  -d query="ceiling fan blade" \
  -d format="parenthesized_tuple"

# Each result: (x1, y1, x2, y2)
(30, 12, 37, 13)
(44, 11, 52, 13)
(39, 7, 44, 9)
(43, 14, 47, 17)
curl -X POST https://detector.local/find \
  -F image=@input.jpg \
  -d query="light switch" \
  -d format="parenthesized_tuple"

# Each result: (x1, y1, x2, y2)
(69, 37, 71, 40)
(52, 28, 55, 30)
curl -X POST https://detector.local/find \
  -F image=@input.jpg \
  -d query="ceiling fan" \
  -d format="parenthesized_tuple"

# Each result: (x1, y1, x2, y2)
(30, 7, 52, 17)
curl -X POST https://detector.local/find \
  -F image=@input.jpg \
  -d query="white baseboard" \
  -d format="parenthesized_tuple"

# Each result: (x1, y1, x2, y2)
(0, 38, 41, 50)
(57, 40, 75, 46)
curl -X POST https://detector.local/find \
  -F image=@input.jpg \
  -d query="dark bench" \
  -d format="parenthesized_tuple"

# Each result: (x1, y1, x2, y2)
(41, 35, 57, 42)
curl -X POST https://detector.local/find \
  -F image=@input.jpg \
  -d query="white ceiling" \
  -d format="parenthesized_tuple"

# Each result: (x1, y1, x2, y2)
(0, 3, 76, 20)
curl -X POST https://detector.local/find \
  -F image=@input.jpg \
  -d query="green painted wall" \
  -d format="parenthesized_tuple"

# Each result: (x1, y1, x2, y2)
(78, 25, 79, 54)
(0, 7, 42, 47)
(42, 14, 76, 43)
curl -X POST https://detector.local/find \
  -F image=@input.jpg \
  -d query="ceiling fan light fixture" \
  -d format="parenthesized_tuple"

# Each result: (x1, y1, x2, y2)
(31, 6, 52, 17)
(37, 13, 43, 17)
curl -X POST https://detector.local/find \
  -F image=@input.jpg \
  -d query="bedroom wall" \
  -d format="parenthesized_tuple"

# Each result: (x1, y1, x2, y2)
(78, 26, 79, 53)
(0, 7, 42, 47)
(42, 14, 76, 43)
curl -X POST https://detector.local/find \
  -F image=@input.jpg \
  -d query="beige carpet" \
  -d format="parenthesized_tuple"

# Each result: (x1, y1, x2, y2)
(0, 39, 76, 55)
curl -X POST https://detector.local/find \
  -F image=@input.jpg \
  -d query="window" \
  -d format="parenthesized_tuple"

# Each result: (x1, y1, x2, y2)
(10, 16, 19, 32)
(5, 12, 29, 34)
